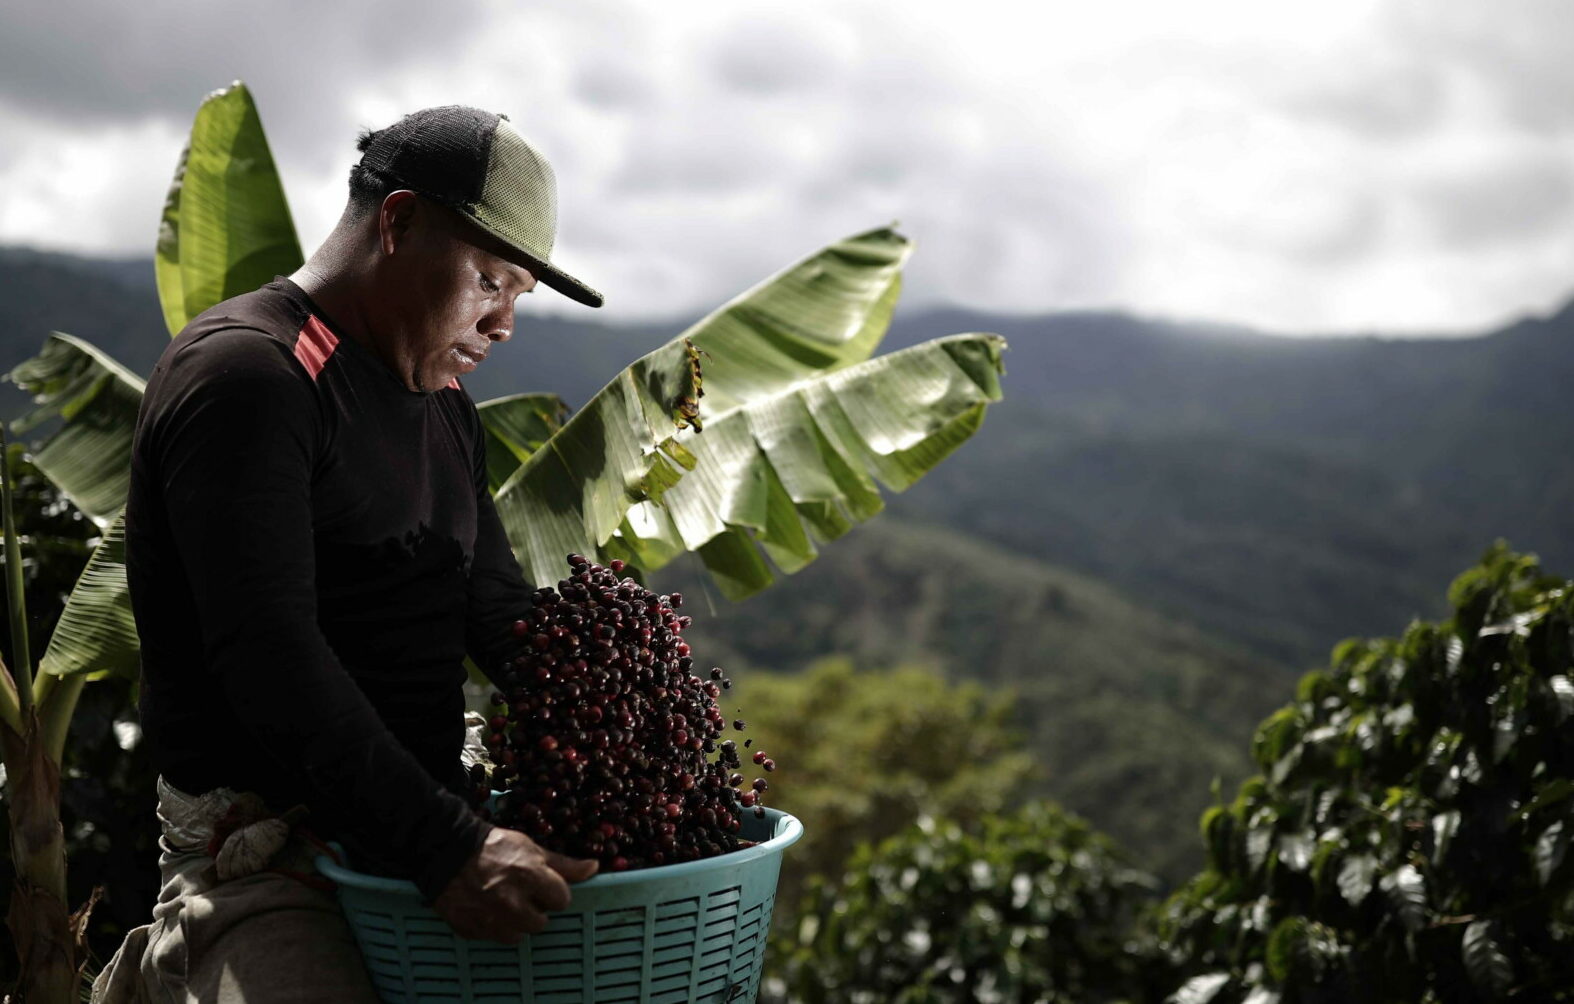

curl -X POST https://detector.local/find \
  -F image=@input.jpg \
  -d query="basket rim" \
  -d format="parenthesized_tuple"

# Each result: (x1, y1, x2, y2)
(314, 806, 802, 896)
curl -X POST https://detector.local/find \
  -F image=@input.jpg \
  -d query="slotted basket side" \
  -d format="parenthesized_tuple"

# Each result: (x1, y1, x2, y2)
(318, 807, 801, 1004)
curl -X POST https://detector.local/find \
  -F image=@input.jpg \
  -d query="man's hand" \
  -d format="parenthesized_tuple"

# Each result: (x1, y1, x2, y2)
(433, 827, 600, 943)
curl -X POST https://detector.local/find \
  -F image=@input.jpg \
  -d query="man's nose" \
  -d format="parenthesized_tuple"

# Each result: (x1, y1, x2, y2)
(483, 306, 513, 342)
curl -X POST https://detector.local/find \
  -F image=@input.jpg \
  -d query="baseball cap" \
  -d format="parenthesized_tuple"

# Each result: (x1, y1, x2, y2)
(356, 105, 603, 308)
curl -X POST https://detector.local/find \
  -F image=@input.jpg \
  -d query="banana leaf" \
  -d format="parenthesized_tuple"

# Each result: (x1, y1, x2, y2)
(477, 392, 571, 492)
(490, 224, 1006, 598)
(37, 510, 138, 681)
(489, 225, 911, 590)
(682, 225, 910, 413)
(157, 81, 302, 337)
(483, 223, 908, 507)
(610, 333, 1007, 599)
(5, 332, 146, 527)
(490, 337, 704, 591)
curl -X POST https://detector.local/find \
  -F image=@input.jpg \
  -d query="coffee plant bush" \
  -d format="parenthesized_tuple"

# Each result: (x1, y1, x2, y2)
(733, 657, 1038, 914)
(1155, 542, 1574, 1003)
(771, 801, 1165, 1004)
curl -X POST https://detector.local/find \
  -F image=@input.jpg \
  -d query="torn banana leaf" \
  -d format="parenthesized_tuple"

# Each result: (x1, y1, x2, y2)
(612, 333, 1007, 600)
(5, 333, 146, 527)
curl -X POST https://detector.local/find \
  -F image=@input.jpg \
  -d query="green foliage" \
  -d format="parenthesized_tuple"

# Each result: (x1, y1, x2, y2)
(1154, 541, 1574, 1002)
(475, 392, 571, 492)
(0, 446, 95, 672)
(734, 657, 1038, 913)
(0, 447, 143, 986)
(490, 224, 1008, 604)
(772, 801, 1164, 1004)
(155, 82, 302, 337)
(663, 516, 1273, 884)
(6, 332, 147, 526)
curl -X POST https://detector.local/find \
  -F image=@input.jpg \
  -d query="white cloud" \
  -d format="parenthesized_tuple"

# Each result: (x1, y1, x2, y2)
(0, 106, 185, 254)
(2, 0, 1573, 335)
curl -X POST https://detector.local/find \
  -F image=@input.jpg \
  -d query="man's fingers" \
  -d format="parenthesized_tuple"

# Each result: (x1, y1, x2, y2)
(529, 866, 575, 912)
(452, 900, 550, 944)
(544, 851, 600, 884)
(514, 903, 550, 938)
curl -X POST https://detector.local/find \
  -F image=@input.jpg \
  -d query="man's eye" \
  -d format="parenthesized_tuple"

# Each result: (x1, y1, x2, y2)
(479, 273, 501, 293)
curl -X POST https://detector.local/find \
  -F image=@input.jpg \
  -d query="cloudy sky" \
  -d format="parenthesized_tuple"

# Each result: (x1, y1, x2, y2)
(2, 0, 1572, 335)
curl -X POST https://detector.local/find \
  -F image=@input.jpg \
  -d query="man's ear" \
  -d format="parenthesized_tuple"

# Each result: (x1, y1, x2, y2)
(378, 190, 423, 258)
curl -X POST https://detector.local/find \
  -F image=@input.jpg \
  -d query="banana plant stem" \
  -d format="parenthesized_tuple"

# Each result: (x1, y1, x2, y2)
(0, 426, 34, 716)
(0, 656, 20, 735)
(35, 672, 84, 765)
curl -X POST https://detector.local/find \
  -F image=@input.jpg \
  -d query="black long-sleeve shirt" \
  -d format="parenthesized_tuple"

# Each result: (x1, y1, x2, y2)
(126, 275, 532, 901)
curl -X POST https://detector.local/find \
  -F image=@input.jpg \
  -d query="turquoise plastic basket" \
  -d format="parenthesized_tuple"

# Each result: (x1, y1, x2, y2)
(314, 807, 802, 1004)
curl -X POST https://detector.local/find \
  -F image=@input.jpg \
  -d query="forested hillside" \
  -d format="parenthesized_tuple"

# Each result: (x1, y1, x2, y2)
(881, 307, 1574, 667)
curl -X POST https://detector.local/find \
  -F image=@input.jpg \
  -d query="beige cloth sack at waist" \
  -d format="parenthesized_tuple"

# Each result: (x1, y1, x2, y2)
(89, 777, 380, 1004)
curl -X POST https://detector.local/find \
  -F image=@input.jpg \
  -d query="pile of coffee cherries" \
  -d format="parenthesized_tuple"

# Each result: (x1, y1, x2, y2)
(465, 554, 777, 872)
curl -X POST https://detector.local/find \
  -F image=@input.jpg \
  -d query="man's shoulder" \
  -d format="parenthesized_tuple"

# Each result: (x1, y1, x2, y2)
(159, 279, 317, 385)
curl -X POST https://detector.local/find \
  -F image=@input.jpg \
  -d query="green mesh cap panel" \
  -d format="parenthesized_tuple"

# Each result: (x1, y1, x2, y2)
(462, 118, 604, 307)
(472, 120, 558, 261)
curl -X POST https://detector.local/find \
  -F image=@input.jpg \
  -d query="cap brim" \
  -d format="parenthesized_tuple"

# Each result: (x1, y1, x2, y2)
(458, 208, 604, 308)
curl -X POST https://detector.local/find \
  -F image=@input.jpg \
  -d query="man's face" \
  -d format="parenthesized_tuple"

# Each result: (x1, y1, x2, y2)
(378, 193, 539, 393)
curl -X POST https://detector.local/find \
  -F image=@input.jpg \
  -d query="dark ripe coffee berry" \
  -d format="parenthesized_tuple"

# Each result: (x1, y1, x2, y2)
(669, 592, 683, 609)
(733, 720, 747, 731)
(753, 750, 768, 765)
(739, 791, 757, 807)
(752, 778, 768, 792)
(610, 559, 626, 573)
(753, 806, 766, 819)
(763, 759, 776, 772)
(511, 619, 530, 638)
(486, 554, 777, 873)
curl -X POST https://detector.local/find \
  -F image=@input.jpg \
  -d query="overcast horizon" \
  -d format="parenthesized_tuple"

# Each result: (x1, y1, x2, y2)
(3, 0, 1573, 338)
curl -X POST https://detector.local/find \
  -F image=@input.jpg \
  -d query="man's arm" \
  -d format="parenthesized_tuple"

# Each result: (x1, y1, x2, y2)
(152, 329, 488, 901)
(462, 397, 535, 687)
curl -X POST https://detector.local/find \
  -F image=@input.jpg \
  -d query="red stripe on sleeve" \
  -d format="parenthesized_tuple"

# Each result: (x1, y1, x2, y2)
(294, 317, 340, 380)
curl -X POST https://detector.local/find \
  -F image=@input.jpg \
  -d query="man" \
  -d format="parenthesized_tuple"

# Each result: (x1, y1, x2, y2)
(92, 106, 602, 1003)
